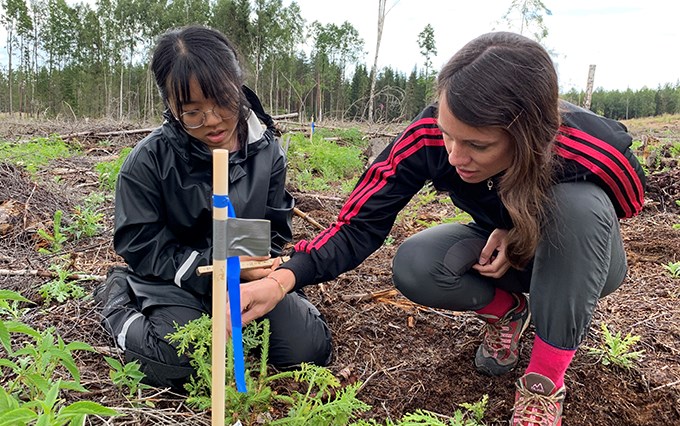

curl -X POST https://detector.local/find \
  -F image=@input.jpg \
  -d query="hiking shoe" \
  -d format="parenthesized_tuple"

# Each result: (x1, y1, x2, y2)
(511, 372, 566, 425)
(474, 293, 530, 376)
(93, 266, 132, 316)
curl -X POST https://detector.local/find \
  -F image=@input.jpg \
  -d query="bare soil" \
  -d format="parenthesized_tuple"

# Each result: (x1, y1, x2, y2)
(1, 117, 679, 425)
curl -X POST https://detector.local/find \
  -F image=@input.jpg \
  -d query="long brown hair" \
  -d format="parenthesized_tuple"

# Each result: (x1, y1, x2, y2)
(437, 32, 560, 268)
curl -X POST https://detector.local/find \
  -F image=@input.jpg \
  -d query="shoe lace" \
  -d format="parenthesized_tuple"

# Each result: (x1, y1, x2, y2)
(482, 316, 514, 352)
(513, 385, 561, 425)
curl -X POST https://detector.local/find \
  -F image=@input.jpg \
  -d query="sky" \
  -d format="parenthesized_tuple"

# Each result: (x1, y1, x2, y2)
(287, 0, 680, 92)
(1, 0, 677, 92)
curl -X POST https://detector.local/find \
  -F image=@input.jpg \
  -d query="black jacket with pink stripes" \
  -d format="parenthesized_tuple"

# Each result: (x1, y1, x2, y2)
(281, 100, 645, 290)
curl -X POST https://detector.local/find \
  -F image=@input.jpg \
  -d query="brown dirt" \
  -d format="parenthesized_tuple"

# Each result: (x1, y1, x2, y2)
(1, 117, 679, 425)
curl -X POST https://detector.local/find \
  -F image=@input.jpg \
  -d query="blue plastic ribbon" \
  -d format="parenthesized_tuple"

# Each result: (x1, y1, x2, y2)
(225, 196, 247, 393)
(213, 194, 229, 209)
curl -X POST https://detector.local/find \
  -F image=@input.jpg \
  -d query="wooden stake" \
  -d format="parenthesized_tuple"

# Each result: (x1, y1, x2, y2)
(212, 149, 229, 426)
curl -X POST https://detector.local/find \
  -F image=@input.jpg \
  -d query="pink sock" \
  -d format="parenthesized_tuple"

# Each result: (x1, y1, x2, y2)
(474, 288, 518, 321)
(526, 335, 576, 389)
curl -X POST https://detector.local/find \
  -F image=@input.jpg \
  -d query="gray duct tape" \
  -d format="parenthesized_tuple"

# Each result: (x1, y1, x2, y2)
(213, 219, 228, 259)
(226, 218, 271, 257)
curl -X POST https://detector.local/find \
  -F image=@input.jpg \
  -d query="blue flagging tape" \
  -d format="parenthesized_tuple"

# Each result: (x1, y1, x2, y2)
(213, 194, 229, 209)
(226, 197, 247, 393)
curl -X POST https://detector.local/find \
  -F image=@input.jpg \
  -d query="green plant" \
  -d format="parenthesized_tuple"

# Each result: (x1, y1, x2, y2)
(663, 261, 680, 278)
(287, 132, 364, 193)
(167, 315, 370, 424)
(37, 210, 69, 254)
(0, 289, 33, 320)
(39, 264, 87, 304)
(670, 141, 680, 157)
(95, 147, 132, 190)
(352, 394, 488, 425)
(104, 357, 151, 402)
(269, 363, 369, 425)
(1, 378, 119, 426)
(65, 205, 104, 239)
(587, 323, 645, 369)
(167, 315, 276, 416)
(0, 290, 118, 424)
(0, 135, 77, 174)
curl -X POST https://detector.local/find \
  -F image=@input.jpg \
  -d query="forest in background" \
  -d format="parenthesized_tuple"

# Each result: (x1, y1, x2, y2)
(1, 0, 680, 124)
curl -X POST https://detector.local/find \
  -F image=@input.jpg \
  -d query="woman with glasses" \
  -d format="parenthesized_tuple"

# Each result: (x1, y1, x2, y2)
(94, 25, 332, 390)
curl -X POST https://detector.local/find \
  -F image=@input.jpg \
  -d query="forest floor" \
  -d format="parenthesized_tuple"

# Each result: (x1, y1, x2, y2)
(0, 115, 679, 425)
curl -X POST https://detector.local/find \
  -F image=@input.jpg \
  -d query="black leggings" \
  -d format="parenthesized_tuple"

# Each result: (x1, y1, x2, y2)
(393, 182, 627, 349)
(102, 288, 332, 390)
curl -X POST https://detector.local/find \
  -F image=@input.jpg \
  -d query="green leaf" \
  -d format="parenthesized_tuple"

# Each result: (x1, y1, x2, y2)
(59, 380, 89, 393)
(58, 401, 118, 417)
(0, 321, 11, 353)
(64, 341, 95, 352)
(4, 321, 40, 338)
(44, 380, 62, 412)
(0, 358, 19, 371)
(104, 356, 122, 371)
(0, 408, 37, 426)
(0, 290, 32, 304)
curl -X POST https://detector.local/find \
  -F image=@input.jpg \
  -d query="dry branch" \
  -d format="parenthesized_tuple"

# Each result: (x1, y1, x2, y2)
(340, 288, 398, 303)
(0, 268, 106, 281)
(61, 128, 156, 140)
(294, 206, 326, 230)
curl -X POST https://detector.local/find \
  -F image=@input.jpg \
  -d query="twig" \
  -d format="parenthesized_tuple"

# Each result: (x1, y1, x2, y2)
(22, 183, 36, 230)
(651, 379, 680, 392)
(0, 268, 106, 281)
(293, 207, 326, 231)
(340, 288, 397, 303)
(356, 363, 406, 395)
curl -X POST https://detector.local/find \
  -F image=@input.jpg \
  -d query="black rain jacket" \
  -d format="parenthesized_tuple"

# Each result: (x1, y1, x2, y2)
(113, 99, 293, 310)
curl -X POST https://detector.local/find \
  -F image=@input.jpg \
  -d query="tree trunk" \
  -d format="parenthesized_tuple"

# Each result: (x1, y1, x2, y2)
(119, 62, 124, 120)
(270, 62, 274, 113)
(316, 69, 322, 122)
(7, 28, 14, 115)
(368, 0, 387, 123)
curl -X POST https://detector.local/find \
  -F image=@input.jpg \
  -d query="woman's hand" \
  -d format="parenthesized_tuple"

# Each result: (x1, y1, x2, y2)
(239, 255, 280, 282)
(238, 268, 296, 325)
(472, 228, 511, 278)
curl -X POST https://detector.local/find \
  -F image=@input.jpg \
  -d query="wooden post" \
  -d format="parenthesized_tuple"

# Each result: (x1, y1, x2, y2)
(212, 149, 229, 426)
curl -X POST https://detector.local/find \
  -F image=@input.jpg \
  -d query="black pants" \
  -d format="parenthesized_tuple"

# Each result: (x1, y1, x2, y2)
(392, 182, 627, 349)
(98, 274, 332, 390)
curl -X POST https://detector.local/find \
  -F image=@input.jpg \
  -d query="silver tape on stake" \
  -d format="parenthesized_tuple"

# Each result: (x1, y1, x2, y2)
(213, 219, 228, 259)
(226, 218, 271, 257)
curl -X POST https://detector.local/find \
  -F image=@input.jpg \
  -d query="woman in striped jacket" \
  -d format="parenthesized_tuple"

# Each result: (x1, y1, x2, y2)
(240, 32, 645, 425)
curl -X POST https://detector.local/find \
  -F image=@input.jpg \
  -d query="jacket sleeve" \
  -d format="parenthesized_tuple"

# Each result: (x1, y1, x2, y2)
(113, 147, 212, 295)
(266, 141, 294, 257)
(282, 106, 446, 289)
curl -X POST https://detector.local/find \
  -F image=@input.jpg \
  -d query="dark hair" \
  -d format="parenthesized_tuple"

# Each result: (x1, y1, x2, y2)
(437, 31, 560, 268)
(150, 25, 249, 138)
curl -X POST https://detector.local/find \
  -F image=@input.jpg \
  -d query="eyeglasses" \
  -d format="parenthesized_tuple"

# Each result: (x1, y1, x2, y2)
(179, 106, 237, 129)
